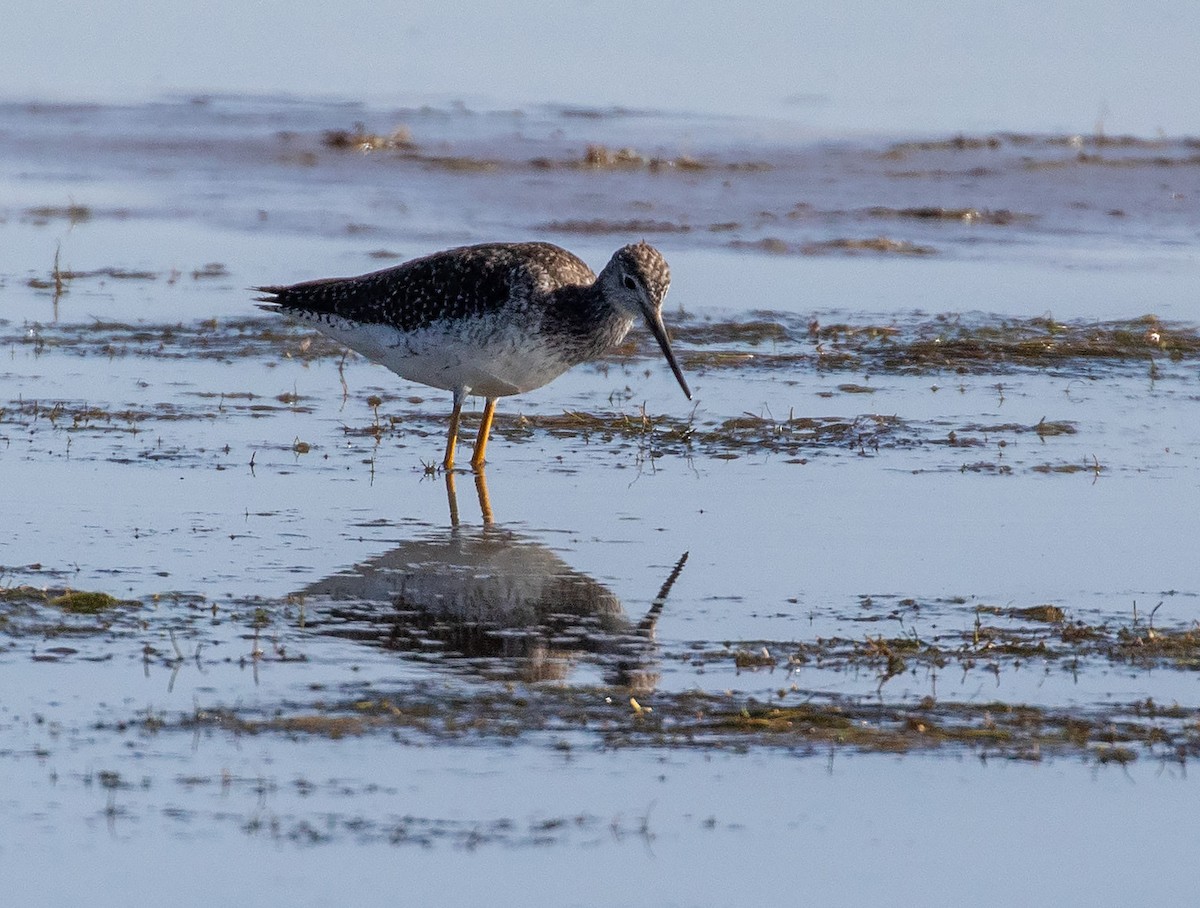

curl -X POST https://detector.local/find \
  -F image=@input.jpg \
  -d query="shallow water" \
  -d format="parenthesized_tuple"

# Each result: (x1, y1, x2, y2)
(7, 2, 1200, 136)
(3, 96, 1200, 904)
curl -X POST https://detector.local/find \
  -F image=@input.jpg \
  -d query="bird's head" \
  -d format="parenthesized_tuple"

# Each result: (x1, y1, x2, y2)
(602, 242, 691, 400)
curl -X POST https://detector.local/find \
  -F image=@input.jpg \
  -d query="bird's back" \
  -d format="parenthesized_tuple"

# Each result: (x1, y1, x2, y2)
(257, 242, 596, 332)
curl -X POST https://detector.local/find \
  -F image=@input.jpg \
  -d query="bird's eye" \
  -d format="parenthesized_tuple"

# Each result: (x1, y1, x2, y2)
(622, 275, 637, 291)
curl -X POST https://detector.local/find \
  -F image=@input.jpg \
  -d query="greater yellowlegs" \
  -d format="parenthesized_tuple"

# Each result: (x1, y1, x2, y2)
(257, 241, 691, 470)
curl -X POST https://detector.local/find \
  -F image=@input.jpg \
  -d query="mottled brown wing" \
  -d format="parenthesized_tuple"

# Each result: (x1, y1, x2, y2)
(256, 243, 590, 333)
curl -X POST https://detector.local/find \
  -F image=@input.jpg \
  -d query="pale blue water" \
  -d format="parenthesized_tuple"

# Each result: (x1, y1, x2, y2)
(3, 8, 1200, 906)
(4, 1, 1199, 135)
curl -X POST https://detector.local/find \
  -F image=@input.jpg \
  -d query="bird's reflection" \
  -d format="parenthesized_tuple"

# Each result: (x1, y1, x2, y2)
(300, 469, 687, 694)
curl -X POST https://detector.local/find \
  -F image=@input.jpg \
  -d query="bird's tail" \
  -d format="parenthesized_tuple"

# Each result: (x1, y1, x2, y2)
(253, 285, 285, 312)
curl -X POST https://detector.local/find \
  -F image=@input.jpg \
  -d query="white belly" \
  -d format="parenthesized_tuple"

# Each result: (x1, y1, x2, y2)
(307, 314, 575, 398)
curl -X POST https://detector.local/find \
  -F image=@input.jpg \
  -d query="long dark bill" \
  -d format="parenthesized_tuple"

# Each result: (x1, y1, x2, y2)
(644, 308, 692, 400)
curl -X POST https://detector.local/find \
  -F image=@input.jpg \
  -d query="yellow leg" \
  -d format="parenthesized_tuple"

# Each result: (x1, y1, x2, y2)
(474, 468, 494, 525)
(443, 393, 464, 472)
(470, 397, 498, 470)
(444, 471, 460, 527)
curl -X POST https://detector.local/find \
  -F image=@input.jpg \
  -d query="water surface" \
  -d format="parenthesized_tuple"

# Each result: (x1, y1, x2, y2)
(3, 96, 1199, 906)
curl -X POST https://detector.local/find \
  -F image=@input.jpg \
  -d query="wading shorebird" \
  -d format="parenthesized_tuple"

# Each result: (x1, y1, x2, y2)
(257, 241, 691, 470)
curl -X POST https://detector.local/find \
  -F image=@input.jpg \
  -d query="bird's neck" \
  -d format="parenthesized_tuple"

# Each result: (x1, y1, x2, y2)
(549, 283, 634, 362)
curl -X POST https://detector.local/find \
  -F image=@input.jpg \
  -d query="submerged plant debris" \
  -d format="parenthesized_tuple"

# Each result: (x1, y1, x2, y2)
(4, 574, 1198, 765)
(674, 311, 1198, 375)
(0, 386, 1091, 469)
(2, 310, 1195, 473)
(6, 310, 1195, 375)
(169, 682, 1199, 765)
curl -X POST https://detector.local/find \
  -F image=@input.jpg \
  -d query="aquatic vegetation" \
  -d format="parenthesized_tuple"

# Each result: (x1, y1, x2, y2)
(191, 262, 229, 279)
(166, 671, 1200, 764)
(320, 123, 414, 151)
(4, 571, 1177, 766)
(540, 218, 693, 234)
(0, 585, 138, 645)
(674, 312, 1200, 375)
(884, 131, 1200, 168)
(532, 143, 717, 172)
(23, 204, 93, 224)
(4, 308, 1195, 474)
(51, 590, 123, 614)
(8, 305, 1197, 379)
(28, 265, 159, 291)
(803, 237, 938, 256)
(0, 585, 128, 613)
(864, 205, 1032, 225)
(728, 236, 938, 256)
